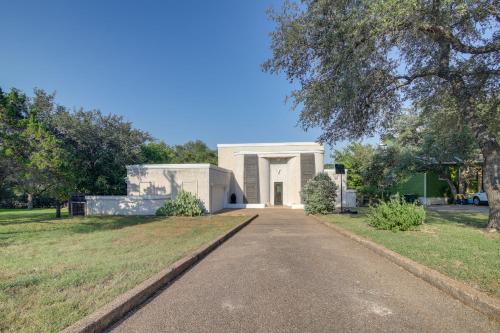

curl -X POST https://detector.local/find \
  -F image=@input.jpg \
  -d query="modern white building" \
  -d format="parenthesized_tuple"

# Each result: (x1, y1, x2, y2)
(86, 142, 354, 215)
(217, 142, 325, 209)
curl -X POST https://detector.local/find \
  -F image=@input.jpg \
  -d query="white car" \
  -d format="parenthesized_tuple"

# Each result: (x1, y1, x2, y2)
(471, 191, 488, 205)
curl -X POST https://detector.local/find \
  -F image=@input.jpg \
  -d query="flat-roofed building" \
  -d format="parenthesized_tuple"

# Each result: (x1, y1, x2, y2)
(217, 142, 324, 209)
(86, 142, 353, 215)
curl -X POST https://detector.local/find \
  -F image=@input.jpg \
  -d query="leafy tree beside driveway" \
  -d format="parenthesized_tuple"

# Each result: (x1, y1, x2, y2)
(264, 0, 500, 230)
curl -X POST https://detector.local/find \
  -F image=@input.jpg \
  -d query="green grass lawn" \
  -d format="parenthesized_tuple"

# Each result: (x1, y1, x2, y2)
(319, 208, 500, 298)
(0, 208, 247, 333)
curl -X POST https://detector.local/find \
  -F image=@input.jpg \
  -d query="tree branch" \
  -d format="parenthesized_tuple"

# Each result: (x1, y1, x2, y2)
(394, 67, 499, 89)
(395, 70, 440, 85)
(419, 24, 500, 54)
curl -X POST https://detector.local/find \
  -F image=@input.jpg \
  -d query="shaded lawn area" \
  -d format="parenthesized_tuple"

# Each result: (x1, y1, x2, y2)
(0, 208, 69, 226)
(0, 209, 247, 333)
(320, 208, 500, 299)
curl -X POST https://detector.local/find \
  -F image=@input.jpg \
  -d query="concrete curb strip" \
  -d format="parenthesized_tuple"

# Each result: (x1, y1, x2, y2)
(310, 215, 500, 321)
(61, 214, 258, 333)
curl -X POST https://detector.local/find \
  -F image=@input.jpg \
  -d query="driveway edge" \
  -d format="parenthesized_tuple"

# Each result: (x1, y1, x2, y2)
(310, 214, 500, 321)
(61, 214, 258, 333)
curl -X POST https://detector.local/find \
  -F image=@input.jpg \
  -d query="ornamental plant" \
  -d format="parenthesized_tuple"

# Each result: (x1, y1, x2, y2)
(156, 190, 205, 217)
(368, 194, 425, 231)
(300, 172, 337, 215)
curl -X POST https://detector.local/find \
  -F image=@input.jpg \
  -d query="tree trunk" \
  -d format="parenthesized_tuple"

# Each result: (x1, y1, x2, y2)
(447, 75, 498, 230)
(483, 141, 500, 231)
(27, 193, 33, 210)
(458, 167, 466, 194)
(55, 202, 62, 219)
(439, 175, 457, 198)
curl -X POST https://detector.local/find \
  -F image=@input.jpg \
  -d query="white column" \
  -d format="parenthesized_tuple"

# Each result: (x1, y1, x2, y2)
(315, 151, 325, 173)
(235, 154, 245, 203)
(259, 156, 270, 205)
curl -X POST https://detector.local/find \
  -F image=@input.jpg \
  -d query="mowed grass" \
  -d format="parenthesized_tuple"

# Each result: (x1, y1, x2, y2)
(320, 208, 500, 298)
(0, 208, 246, 333)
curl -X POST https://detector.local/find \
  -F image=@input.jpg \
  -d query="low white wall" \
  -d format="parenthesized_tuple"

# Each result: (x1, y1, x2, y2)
(86, 195, 170, 216)
(419, 197, 448, 206)
(224, 203, 266, 209)
(324, 169, 356, 208)
(345, 190, 357, 208)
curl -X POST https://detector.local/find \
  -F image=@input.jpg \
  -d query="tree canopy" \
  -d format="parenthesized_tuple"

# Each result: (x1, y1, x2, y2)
(333, 109, 480, 205)
(265, 0, 499, 229)
(0, 87, 218, 214)
(139, 140, 218, 165)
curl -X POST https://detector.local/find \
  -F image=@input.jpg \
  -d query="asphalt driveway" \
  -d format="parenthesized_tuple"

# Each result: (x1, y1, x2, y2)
(110, 209, 498, 332)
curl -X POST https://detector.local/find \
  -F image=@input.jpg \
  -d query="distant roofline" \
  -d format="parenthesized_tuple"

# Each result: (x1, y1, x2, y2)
(217, 142, 323, 149)
(233, 150, 324, 156)
(126, 164, 230, 172)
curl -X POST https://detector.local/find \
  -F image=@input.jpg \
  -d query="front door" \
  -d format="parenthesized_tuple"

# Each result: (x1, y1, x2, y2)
(274, 182, 283, 206)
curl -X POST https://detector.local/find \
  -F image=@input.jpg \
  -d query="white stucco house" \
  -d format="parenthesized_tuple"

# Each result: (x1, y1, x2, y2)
(85, 142, 355, 215)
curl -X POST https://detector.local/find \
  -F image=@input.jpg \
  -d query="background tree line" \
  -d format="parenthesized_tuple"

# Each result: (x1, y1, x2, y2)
(333, 109, 481, 205)
(0, 87, 217, 214)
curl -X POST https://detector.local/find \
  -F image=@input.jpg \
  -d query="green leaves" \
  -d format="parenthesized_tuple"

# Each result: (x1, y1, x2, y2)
(332, 142, 375, 192)
(156, 191, 205, 217)
(368, 194, 425, 231)
(139, 140, 217, 165)
(45, 108, 151, 195)
(300, 172, 338, 215)
(264, 0, 499, 144)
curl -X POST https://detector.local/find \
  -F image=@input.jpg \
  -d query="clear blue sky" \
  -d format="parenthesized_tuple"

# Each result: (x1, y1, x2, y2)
(1, 0, 375, 161)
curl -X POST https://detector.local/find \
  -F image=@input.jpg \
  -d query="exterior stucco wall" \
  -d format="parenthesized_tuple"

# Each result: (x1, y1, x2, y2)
(208, 167, 232, 212)
(288, 155, 302, 205)
(87, 142, 330, 215)
(258, 157, 270, 205)
(86, 196, 169, 216)
(127, 165, 209, 201)
(125, 164, 230, 213)
(218, 143, 324, 207)
(315, 152, 325, 174)
(324, 169, 357, 208)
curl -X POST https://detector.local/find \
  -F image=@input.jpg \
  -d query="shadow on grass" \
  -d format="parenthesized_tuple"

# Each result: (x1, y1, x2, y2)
(0, 216, 168, 239)
(330, 210, 368, 219)
(0, 214, 68, 226)
(69, 216, 167, 233)
(426, 211, 488, 229)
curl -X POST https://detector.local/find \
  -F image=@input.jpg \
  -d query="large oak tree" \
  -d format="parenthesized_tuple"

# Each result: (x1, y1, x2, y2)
(264, 0, 499, 230)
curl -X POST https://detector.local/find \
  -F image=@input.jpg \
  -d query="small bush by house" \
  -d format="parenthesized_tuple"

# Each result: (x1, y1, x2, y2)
(300, 172, 337, 215)
(156, 190, 205, 217)
(368, 194, 425, 231)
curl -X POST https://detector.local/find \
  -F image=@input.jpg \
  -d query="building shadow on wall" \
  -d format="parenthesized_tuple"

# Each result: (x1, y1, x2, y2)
(88, 195, 170, 218)
(228, 172, 244, 205)
(126, 165, 148, 194)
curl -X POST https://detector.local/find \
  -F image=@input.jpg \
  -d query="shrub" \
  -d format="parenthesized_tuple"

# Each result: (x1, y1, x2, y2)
(300, 172, 337, 215)
(368, 194, 425, 231)
(156, 190, 205, 217)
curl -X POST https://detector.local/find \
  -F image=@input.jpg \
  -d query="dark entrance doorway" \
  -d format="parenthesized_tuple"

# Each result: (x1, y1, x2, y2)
(274, 182, 283, 206)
